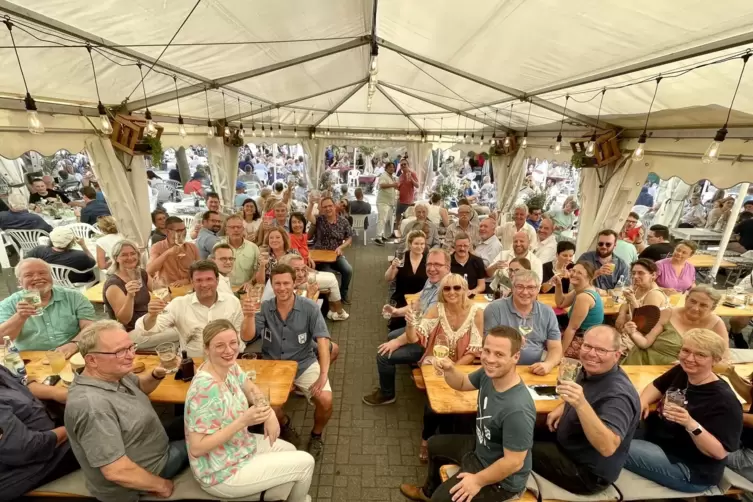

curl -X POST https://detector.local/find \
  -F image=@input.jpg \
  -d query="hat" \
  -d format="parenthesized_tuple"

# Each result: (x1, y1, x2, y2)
(236, 180, 246, 190)
(191, 171, 204, 180)
(50, 227, 76, 248)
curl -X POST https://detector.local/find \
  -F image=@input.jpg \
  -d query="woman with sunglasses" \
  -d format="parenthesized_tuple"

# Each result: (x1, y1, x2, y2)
(623, 285, 727, 365)
(625, 328, 741, 493)
(404, 274, 483, 462)
(656, 240, 698, 295)
(240, 199, 261, 243)
(553, 262, 604, 358)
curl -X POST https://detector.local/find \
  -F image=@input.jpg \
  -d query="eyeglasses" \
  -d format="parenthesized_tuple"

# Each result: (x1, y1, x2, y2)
(216, 257, 235, 262)
(626, 220, 638, 224)
(443, 285, 463, 292)
(679, 348, 711, 359)
(597, 242, 613, 248)
(426, 263, 446, 268)
(513, 285, 538, 293)
(580, 343, 617, 357)
(89, 344, 137, 359)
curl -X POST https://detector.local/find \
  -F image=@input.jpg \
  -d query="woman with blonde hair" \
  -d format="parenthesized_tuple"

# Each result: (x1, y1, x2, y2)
(385, 230, 428, 322)
(405, 273, 483, 462)
(254, 228, 297, 285)
(185, 320, 315, 501)
(95, 215, 124, 271)
(623, 285, 727, 365)
(553, 261, 604, 358)
(625, 328, 742, 492)
(103, 239, 150, 332)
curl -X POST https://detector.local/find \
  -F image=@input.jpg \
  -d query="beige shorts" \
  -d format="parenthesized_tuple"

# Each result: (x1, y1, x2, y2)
(294, 361, 332, 401)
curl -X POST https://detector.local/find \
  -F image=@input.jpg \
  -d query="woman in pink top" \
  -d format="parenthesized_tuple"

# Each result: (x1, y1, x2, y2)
(655, 240, 698, 294)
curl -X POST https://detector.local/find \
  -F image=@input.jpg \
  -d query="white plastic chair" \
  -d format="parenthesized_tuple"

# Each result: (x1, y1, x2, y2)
(66, 222, 101, 240)
(4, 229, 50, 257)
(347, 169, 359, 189)
(153, 182, 173, 203)
(178, 214, 195, 229)
(50, 263, 98, 290)
(351, 214, 368, 245)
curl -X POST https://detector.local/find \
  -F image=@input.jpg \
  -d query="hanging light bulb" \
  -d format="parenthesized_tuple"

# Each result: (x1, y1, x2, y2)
(236, 98, 244, 140)
(206, 120, 214, 137)
(25, 94, 44, 135)
(503, 135, 511, 148)
(703, 54, 750, 163)
(221, 91, 230, 137)
(632, 133, 646, 162)
(145, 110, 157, 137)
(238, 124, 245, 139)
(585, 133, 597, 157)
(520, 99, 531, 150)
(178, 116, 187, 138)
(97, 103, 112, 135)
(554, 133, 563, 155)
(521, 134, 528, 149)
(294, 128, 298, 138)
(224, 125, 231, 137)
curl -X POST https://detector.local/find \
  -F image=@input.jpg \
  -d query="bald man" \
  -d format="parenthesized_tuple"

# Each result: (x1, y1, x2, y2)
(489, 231, 543, 284)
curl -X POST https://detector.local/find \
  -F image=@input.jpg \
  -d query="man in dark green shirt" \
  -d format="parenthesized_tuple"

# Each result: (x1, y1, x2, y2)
(400, 326, 535, 502)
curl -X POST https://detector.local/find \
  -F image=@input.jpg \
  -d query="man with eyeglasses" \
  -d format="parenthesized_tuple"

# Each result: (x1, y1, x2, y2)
(443, 203, 480, 250)
(526, 204, 543, 231)
(222, 214, 259, 290)
(484, 269, 562, 375)
(196, 210, 223, 260)
(210, 242, 236, 296)
(147, 216, 200, 287)
(65, 320, 189, 502)
(363, 248, 451, 406)
(450, 233, 487, 296)
(532, 325, 640, 495)
(578, 229, 630, 292)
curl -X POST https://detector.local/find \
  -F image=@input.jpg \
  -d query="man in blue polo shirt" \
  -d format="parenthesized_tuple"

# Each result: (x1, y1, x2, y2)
(0, 193, 52, 232)
(252, 263, 332, 460)
(78, 186, 111, 226)
(362, 248, 451, 406)
(484, 269, 562, 375)
(578, 229, 629, 292)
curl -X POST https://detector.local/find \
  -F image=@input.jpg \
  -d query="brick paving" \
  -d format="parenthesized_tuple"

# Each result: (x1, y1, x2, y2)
(284, 233, 428, 502)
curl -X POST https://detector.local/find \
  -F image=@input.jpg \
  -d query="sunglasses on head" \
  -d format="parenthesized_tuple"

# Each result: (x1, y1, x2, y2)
(443, 285, 463, 292)
(597, 242, 613, 247)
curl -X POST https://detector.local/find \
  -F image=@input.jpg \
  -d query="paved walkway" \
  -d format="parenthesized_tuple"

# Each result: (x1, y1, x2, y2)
(285, 234, 428, 502)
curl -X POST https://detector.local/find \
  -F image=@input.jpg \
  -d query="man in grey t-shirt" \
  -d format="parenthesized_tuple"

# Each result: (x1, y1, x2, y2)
(400, 326, 535, 502)
(64, 321, 188, 502)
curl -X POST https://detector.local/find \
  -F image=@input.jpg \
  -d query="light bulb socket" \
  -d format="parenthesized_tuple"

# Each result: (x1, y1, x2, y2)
(177, 116, 185, 126)
(523, 131, 528, 139)
(145, 109, 153, 121)
(556, 133, 562, 143)
(589, 132, 597, 142)
(97, 102, 107, 117)
(24, 93, 37, 112)
(714, 127, 728, 143)
(637, 132, 647, 145)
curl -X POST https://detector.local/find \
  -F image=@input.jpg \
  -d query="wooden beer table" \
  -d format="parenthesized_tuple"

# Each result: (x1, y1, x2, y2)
(310, 249, 338, 263)
(22, 351, 298, 407)
(421, 363, 753, 415)
(689, 254, 736, 269)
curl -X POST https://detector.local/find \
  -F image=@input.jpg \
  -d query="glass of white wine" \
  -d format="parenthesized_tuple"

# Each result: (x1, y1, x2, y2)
(519, 316, 533, 339)
(254, 383, 271, 408)
(175, 231, 187, 258)
(410, 300, 423, 328)
(433, 333, 450, 376)
(152, 277, 171, 302)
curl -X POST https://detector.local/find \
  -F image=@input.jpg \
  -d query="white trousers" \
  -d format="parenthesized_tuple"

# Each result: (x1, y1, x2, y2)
(376, 203, 394, 238)
(315, 270, 341, 302)
(202, 435, 314, 502)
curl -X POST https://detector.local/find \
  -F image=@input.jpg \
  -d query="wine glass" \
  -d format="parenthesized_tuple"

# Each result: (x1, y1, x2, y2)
(518, 316, 533, 339)
(307, 272, 317, 287)
(126, 267, 143, 289)
(175, 231, 187, 258)
(410, 300, 423, 328)
(433, 334, 450, 376)
(241, 353, 257, 382)
(254, 383, 271, 408)
(152, 277, 171, 302)
(395, 249, 406, 268)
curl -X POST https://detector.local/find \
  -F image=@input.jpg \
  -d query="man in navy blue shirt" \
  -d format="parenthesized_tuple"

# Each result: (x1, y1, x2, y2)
(79, 186, 111, 226)
(0, 193, 52, 232)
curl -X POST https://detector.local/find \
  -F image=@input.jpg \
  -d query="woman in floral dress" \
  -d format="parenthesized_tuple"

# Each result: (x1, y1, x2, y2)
(185, 320, 314, 501)
(405, 273, 483, 462)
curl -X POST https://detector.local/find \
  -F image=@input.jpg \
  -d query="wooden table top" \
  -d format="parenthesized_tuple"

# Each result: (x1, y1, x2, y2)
(23, 351, 298, 407)
(688, 254, 736, 269)
(83, 283, 193, 304)
(310, 249, 337, 263)
(422, 363, 753, 414)
(406, 291, 753, 317)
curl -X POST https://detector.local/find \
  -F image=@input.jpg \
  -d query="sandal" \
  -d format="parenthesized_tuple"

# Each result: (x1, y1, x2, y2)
(419, 441, 429, 464)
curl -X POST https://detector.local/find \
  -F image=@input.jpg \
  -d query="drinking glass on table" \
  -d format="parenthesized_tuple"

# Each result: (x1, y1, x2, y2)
(432, 334, 450, 376)
(241, 353, 257, 382)
(46, 351, 66, 376)
(156, 342, 179, 374)
(557, 357, 582, 390)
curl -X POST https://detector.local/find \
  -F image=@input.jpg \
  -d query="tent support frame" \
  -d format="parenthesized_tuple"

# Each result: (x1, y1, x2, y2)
(313, 81, 368, 128)
(376, 84, 422, 131)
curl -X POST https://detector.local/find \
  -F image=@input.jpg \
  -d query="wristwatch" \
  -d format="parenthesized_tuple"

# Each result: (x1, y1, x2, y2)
(687, 422, 703, 436)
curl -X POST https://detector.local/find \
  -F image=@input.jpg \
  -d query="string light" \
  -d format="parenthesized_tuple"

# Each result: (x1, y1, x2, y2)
(294, 110, 298, 137)
(268, 109, 274, 137)
(703, 54, 750, 164)
(4, 19, 43, 134)
(439, 117, 443, 145)
(236, 97, 244, 140)
(632, 77, 662, 162)
(422, 117, 427, 143)
(173, 76, 186, 138)
(85, 44, 111, 135)
(521, 99, 532, 149)
(492, 109, 498, 142)
(555, 95, 569, 155)
(204, 87, 213, 137)
(471, 114, 477, 144)
(503, 104, 513, 148)
(479, 112, 486, 146)
(250, 102, 256, 137)
(456, 113, 461, 143)
(463, 114, 468, 143)
(136, 62, 157, 137)
(585, 89, 606, 158)
(221, 91, 230, 137)
(277, 106, 281, 136)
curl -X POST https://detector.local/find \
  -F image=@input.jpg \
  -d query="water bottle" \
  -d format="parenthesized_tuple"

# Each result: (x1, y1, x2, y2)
(3, 336, 27, 383)
(612, 275, 625, 304)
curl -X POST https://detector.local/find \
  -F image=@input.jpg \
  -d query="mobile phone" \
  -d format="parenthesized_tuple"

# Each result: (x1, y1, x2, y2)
(531, 385, 557, 398)
(43, 375, 61, 386)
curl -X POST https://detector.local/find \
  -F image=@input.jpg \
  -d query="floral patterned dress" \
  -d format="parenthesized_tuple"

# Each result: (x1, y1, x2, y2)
(416, 303, 483, 363)
(185, 363, 257, 487)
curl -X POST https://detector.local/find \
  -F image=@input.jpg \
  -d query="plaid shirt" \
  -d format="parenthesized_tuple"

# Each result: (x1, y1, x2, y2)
(313, 215, 352, 251)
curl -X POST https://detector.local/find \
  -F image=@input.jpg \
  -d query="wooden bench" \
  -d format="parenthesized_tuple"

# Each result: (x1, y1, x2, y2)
(412, 367, 425, 390)
(439, 465, 537, 501)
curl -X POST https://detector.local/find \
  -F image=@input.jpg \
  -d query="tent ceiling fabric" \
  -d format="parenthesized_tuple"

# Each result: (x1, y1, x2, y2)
(2, 0, 753, 133)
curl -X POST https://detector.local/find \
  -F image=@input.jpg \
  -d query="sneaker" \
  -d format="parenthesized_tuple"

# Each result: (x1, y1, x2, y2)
(374, 237, 385, 246)
(307, 435, 324, 460)
(362, 388, 396, 406)
(327, 310, 350, 321)
(399, 484, 430, 501)
(279, 417, 301, 447)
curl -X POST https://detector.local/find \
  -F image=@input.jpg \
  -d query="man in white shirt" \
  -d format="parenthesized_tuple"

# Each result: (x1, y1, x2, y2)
(679, 194, 707, 228)
(135, 260, 254, 356)
(497, 203, 538, 251)
(475, 218, 503, 292)
(209, 243, 235, 296)
(489, 231, 543, 284)
(375, 162, 398, 245)
(535, 217, 557, 264)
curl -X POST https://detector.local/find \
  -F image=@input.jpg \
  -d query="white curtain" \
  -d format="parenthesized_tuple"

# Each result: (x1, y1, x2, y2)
(0, 156, 29, 198)
(84, 137, 151, 248)
(575, 156, 648, 256)
(493, 149, 527, 216)
(206, 137, 239, 210)
(405, 142, 433, 196)
(302, 138, 324, 189)
(651, 177, 690, 228)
